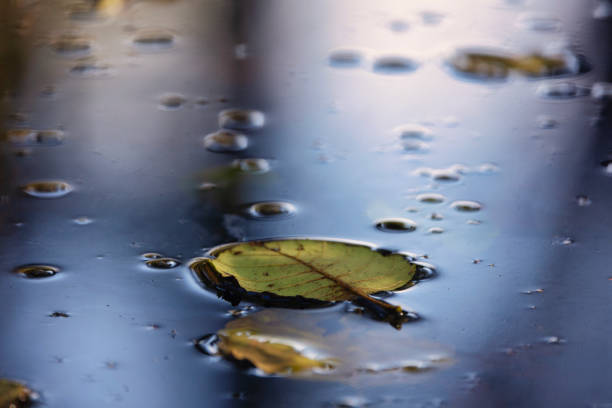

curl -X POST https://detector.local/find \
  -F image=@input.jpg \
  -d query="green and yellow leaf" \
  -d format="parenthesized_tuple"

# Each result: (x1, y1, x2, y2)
(191, 239, 419, 328)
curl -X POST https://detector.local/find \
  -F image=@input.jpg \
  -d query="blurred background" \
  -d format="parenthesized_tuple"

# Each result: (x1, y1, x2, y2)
(0, 0, 611, 406)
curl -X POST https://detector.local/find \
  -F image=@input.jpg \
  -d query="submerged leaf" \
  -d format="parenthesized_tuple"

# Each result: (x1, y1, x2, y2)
(207, 309, 452, 379)
(190, 239, 420, 328)
(0, 379, 33, 408)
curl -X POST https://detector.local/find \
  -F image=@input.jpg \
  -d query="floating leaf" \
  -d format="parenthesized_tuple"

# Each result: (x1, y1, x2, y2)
(448, 48, 588, 80)
(190, 239, 421, 328)
(0, 379, 34, 408)
(202, 309, 452, 379)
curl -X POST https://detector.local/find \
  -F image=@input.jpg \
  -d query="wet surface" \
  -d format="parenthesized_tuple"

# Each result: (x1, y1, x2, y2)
(0, 0, 611, 407)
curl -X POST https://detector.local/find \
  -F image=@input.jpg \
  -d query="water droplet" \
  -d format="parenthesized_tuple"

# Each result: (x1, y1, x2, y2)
(218, 109, 265, 130)
(517, 13, 561, 32)
(335, 396, 370, 408)
(227, 305, 255, 318)
(328, 49, 364, 68)
(389, 20, 409, 32)
(560, 237, 574, 245)
(49, 311, 69, 318)
(158, 93, 186, 110)
(145, 258, 181, 269)
(536, 82, 589, 99)
(576, 195, 592, 206)
(51, 35, 91, 57)
(522, 288, 544, 294)
(405, 207, 419, 213)
(70, 60, 111, 77)
(198, 182, 217, 191)
(536, 115, 558, 129)
(591, 82, 612, 101)
(594, 0, 612, 19)
(203, 130, 248, 153)
(73, 216, 93, 225)
(4, 128, 64, 146)
(196, 333, 220, 355)
(415, 165, 464, 182)
(542, 336, 566, 345)
(246, 201, 297, 219)
(195, 97, 209, 107)
(451, 200, 482, 212)
(428, 227, 444, 234)
(234, 43, 248, 59)
(467, 219, 481, 225)
(22, 181, 73, 198)
(601, 159, 612, 174)
(373, 56, 419, 74)
(142, 252, 163, 260)
(132, 30, 174, 50)
(13, 264, 59, 279)
(231, 158, 270, 174)
(421, 11, 444, 25)
(416, 193, 445, 203)
(375, 218, 417, 232)
(430, 212, 444, 220)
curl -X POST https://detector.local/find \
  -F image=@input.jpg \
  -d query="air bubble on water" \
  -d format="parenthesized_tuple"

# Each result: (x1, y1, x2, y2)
(4, 128, 64, 146)
(145, 258, 181, 269)
(416, 193, 445, 203)
(536, 115, 558, 129)
(14, 264, 59, 279)
(158, 93, 186, 110)
(218, 109, 265, 130)
(536, 82, 589, 99)
(328, 49, 364, 68)
(594, 0, 612, 19)
(430, 212, 444, 220)
(576, 195, 592, 206)
(246, 201, 297, 219)
(132, 30, 174, 51)
(375, 218, 417, 232)
(51, 34, 92, 57)
(231, 158, 271, 174)
(196, 333, 220, 355)
(73, 216, 93, 225)
(516, 13, 562, 32)
(560, 237, 574, 245)
(373, 55, 419, 74)
(203, 130, 249, 153)
(591, 82, 612, 101)
(451, 200, 482, 212)
(22, 181, 73, 198)
(428, 227, 444, 234)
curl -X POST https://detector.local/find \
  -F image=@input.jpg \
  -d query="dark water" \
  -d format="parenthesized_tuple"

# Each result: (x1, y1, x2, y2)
(1, 0, 611, 406)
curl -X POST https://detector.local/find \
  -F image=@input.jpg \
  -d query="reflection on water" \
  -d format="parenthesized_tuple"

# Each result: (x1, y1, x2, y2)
(0, 0, 611, 406)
